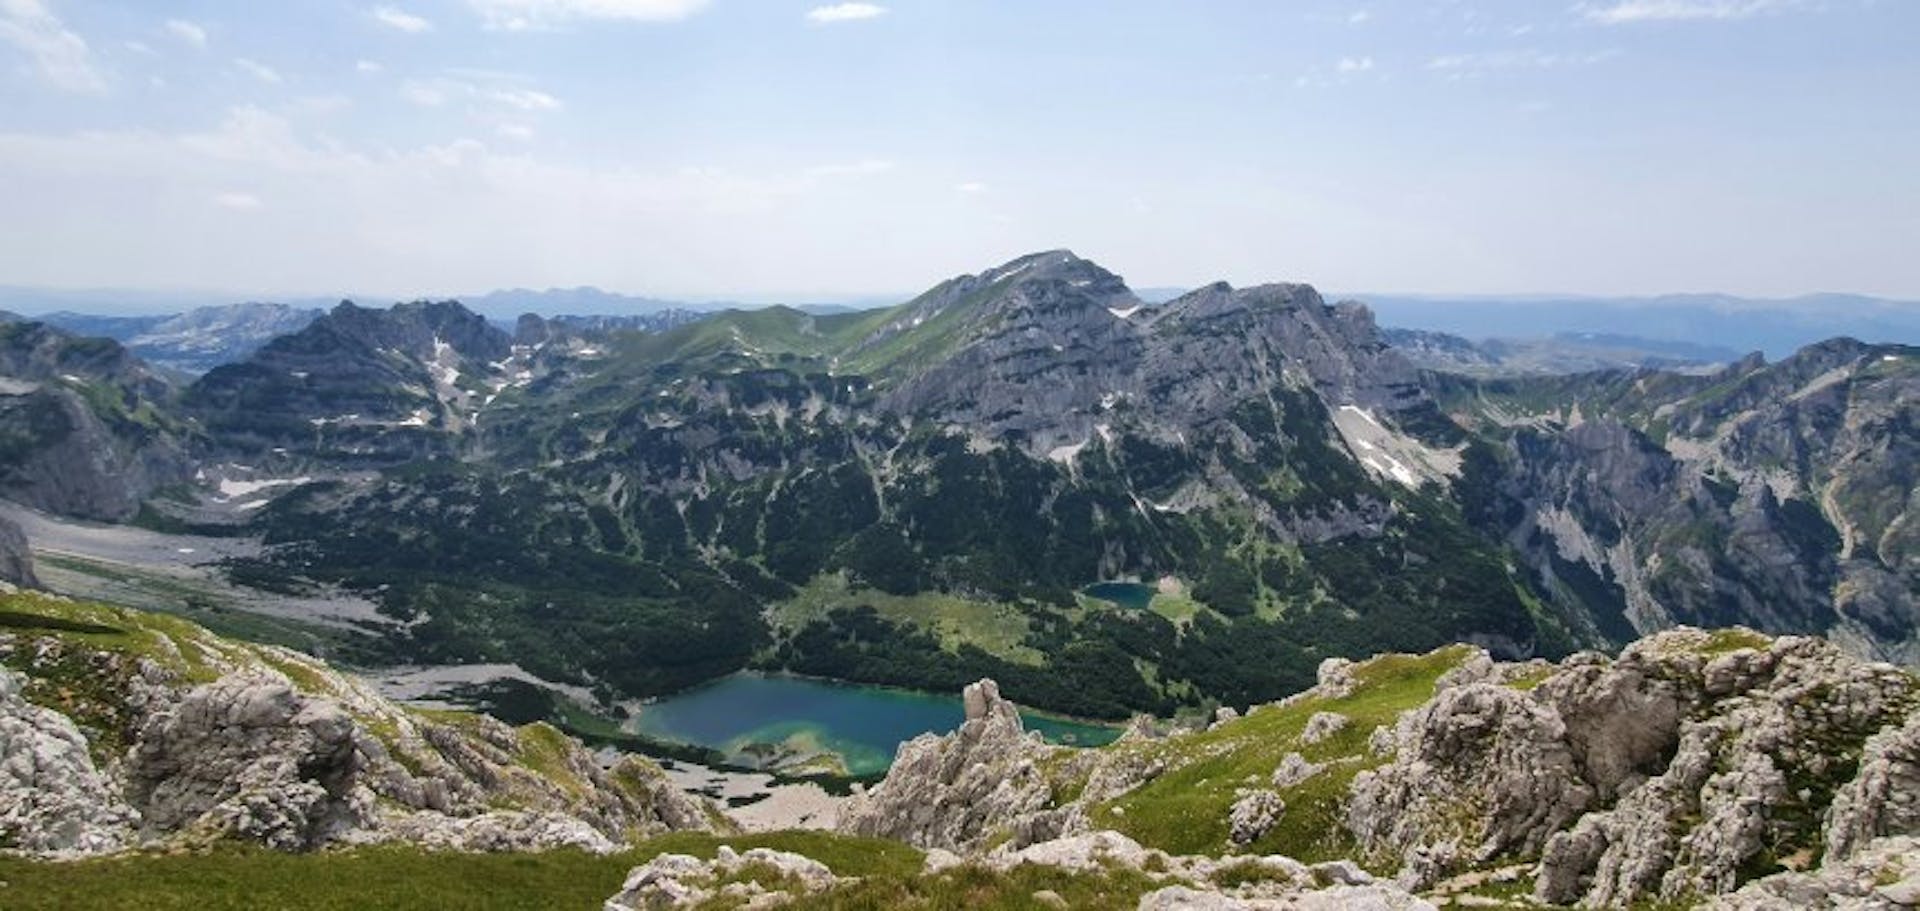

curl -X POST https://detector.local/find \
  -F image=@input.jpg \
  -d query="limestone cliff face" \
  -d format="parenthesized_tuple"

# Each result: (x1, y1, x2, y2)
(0, 593, 718, 858)
(0, 321, 194, 521)
(867, 251, 1450, 464)
(837, 679, 1079, 852)
(1455, 341, 1920, 665)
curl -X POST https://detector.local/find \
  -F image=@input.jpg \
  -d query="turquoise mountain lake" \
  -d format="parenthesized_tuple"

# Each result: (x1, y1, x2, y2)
(630, 673, 1119, 777)
(1082, 581, 1157, 610)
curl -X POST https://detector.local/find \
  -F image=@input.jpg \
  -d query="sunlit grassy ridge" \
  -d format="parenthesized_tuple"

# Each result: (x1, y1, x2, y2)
(1087, 645, 1475, 863)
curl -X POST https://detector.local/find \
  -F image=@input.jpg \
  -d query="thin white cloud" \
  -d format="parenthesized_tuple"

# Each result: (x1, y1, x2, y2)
(1582, 0, 1789, 23)
(465, 0, 710, 31)
(490, 87, 560, 111)
(400, 79, 447, 106)
(356, 59, 384, 74)
(806, 3, 887, 23)
(1337, 56, 1375, 73)
(807, 159, 893, 177)
(496, 123, 535, 141)
(123, 40, 155, 55)
(0, 108, 928, 296)
(401, 76, 563, 112)
(955, 181, 989, 195)
(212, 191, 263, 211)
(163, 19, 207, 49)
(371, 6, 433, 33)
(0, 0, 109, 94)
(1348, 10, 1372, 25)
(1583, 0, 1799, 23)
(234, 57, 282, 84)
(1427, 49, 1619, 72)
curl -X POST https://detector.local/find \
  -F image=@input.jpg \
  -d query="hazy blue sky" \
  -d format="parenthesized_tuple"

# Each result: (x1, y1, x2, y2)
(0, 0, 1915, 301)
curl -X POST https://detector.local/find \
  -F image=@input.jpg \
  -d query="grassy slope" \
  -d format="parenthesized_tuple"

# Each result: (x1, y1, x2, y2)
(0, 830, 1170, 910)
(1088, 645, 1475, 863)
(0, 833, 923, 911)
(768, 572, 1046, 666)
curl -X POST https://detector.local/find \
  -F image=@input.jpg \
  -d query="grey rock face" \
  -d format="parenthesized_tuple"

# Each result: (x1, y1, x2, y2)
(127, 675, 374, 850)
(1519, 630, 1920, 907)
(1825, 706, 1920, 861)
(0, 321, 193, 521)
(1347, 683, 1594, 888)
(0, 514, 35, 587)
(1, 621, 717, 858)
(1340, 628, 1920, 906)
(0, 667, 136, 855)
(838, 678, 1074, 852)
(1706, 835, 1920, 910)
(0, 382, 192, 521)
(1464, 340, 1920, 666)
(1227, 790, 1284, 847)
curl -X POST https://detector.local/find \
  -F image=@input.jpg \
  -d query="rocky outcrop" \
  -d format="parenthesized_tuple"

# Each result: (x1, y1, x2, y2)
(1348, 683, 1594, 888)
(0, 666, 136, 855)
(1707, 835, 1920, 910)
(1227, 790, 1284, 847)
(1530, 631, 1917, 906)
(603, 845, 843, 910)
(1824, 707, 1920, 861)
(0, 595, 718, 858)
(838, 679, 1076, 852)
(1330, 629, 1920, 906)
(0, 515, 35, 588)
(979, 831, 1437, 911)
(127, 675, 374, 850)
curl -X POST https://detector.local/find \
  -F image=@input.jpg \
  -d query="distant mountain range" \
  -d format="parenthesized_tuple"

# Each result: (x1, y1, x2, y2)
(37, 303, 325, 375)
(1356, 292, 1920, 360)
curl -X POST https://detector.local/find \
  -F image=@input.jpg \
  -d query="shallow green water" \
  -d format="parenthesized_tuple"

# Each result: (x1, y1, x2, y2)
(631, 673, 1119, 776)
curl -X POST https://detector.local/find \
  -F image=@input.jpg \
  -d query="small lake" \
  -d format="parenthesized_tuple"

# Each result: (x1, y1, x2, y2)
(630, 673, 1119, 777)
(1082, 581, 1157, 611)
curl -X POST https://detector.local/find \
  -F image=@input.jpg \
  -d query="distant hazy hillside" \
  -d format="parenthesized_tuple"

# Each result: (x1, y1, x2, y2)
(1360, 292, 1920, 359)
(1384, 327, 1743, 376)
(35, 303, 323, 374)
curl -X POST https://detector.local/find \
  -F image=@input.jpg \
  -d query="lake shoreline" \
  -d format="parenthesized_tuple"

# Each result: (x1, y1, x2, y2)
(629, 670, 1123, 778)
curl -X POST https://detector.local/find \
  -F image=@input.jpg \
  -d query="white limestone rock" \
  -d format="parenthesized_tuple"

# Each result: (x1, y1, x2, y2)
(838, 678, 1077, 852)
(0, 667, 137, 855)
(604, 845, 841, 910)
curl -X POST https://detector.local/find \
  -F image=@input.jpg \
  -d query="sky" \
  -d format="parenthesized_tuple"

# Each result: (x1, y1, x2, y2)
(0, 0, 1916, 304)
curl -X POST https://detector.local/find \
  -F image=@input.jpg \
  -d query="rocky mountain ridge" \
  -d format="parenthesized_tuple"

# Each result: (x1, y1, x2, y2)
(0, 320, 196, 520)
(0, 251, 1911, 728)
(1439, 338, 1919, 664)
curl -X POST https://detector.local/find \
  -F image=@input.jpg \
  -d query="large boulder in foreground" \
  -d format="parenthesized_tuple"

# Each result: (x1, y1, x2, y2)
(1336, 627, 1920, 906)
